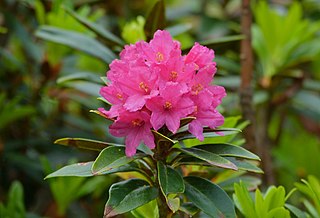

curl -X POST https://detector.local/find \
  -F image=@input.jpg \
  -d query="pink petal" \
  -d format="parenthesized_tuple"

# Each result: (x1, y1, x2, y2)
(188, 120, 204, 141)
(124, 94, 146, 112)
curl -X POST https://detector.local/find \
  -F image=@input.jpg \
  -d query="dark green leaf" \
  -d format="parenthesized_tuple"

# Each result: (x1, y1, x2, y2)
(179, 202, 199, 216)
(54, 138, 123, 151)
(144, 0, 166, 40)
(57, 71, 103, 84)
(193, 144, 260, 160)
(157, 162, 184, 196)
(178, 147, 238, 170)
(104, 179, 158, 217)
(65, 8, 124, 46)
(184, 176, 236, 218)
(35, 26, 116, 63)
(152, 130, 177, 146)
(92, 146, 144, 174)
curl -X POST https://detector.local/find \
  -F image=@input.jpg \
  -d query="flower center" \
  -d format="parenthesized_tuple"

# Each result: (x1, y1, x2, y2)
(139, 82, 149, 93)
(191, 83, 203, 95)
(131, 119, 144, 127)
(116, 93, 123, 99)
(170, 71, 178, 80)
(194, 63, 199, 71)
(163, 101, 172, 110)
(156, 52, 164, 62)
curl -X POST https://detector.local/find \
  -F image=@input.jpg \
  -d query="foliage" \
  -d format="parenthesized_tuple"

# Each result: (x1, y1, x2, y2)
(295, 175, 320, 218)
(233, 181, 291, 218)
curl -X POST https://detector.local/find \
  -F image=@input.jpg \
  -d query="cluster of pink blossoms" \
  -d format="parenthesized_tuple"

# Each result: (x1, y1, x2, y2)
(99, 30, 226, 157)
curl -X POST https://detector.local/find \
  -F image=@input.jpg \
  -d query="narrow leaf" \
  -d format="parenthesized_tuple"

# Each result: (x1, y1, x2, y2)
(144, 0, 166, 40)
(65, 8, 124, 46)
(35, 26, 116, 63)
(105, 179, 158, 217)
(54, 138, 122, 151)
(226, 157, 263, 173)
(178, 147, 238, 170)
(193, 143, 260, 160)
(173, 127, 241, 141)
(45, 162, 141, 179)
(184, 176, 236, 218)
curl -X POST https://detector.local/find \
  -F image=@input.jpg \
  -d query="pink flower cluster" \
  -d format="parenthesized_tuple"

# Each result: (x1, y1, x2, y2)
(99, 30, 226, 156)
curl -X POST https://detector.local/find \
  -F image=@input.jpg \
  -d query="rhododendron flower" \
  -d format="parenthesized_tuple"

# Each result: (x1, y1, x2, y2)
(109, 111, 155, 157)
(99, 30, 226, 156)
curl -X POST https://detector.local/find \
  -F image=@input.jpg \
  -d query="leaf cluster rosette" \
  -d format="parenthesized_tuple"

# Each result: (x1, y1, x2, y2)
(47, 30, 262, 218)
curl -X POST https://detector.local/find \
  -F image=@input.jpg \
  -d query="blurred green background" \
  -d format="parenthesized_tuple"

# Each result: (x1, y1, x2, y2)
(0, 0, 319, 217)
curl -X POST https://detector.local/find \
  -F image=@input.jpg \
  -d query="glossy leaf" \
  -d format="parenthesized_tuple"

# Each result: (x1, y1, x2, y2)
(172, 127, 241, 141)
(179, 202, 199, 216)
(184, 176, 236, 218)
(92, 146, 143, 174)
(65, 8, 124, 46)
(35, 26, 116, 63)
(225, 158, 263, 173)
(54, 138, 122, 151)
(152, 130, 177, 146)
(157, 162, 184, 196)
(192, 143, 260, 160)
(144, 0, 166, 40)
(104, 179, 158, 217)
(178, 147, 238, 170)
(45, 161, 141, 179)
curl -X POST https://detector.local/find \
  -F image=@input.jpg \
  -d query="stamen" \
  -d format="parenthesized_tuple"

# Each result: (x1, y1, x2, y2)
(116, 93, 123, 99)
(156, 52, 164, 62)
(170, 71, 178, 80)
(139, 82, 149, 93)
(132, 119, 144, 127)
(191, 83, 204, 95)
(163, 101, 172, 110)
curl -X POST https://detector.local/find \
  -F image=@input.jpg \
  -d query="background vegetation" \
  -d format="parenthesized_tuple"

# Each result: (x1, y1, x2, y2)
(0, 0, 319, 217)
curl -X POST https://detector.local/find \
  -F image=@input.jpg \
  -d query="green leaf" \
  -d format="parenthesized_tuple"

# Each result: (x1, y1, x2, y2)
(233, 182, 257, 218)
(157, 162, 184, 197)
(226, 157, 263, 174)
(35, 26, 116, 63)
(54, 138, 123, 151)
(179, 202, 199, 216)
(152, 130, 177, 146)
(166, 24, 192, 37)
(65, 8, 124, 46)
(46, 161, 94, 178)
(178, 147, 238, 170)
(46, 161, 141, 179)
(144, 0, 166, 40)
(192, 143, 260, 160)
(184, 176, 236, 218)
(105, 179, 158, 217)
(285, 204, 309, 218)
(200, 35, 245, 46)
(173, 127, 241, 141)
(92, 146, 144, 174)
(131, 200, 159, 218)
